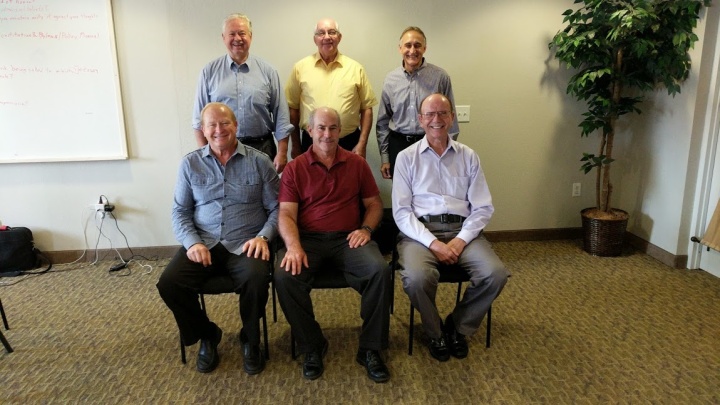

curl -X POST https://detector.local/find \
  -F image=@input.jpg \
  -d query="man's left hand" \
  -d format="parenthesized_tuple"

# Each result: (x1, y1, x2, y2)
(242, 237, 270, 261)
(347, 228, 371, 248)
(274, 154, 287, 174)
(352, 143, 367, 159)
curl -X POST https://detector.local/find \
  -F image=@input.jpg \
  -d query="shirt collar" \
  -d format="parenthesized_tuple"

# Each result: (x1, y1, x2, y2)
(225, 53, 251, 71)
(418, 135, 457, 156)
(402, 58, 426, 75)
(314, 51, 343, 68)
(306, 144, 349, 168)
(201, 141, 246, 159)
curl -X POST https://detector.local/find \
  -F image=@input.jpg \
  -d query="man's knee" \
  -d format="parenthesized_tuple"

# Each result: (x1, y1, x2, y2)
(401, 267, 438, 295)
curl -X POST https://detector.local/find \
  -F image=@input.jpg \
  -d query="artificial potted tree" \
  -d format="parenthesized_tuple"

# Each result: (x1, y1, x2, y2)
(549, 0, 711, 256)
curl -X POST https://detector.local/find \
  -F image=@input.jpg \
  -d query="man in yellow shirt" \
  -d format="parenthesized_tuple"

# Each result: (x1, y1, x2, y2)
(286, 18, 377, 159)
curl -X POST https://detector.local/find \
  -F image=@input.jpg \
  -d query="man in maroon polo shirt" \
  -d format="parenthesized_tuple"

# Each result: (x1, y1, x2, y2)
(274, 106, 391, 383)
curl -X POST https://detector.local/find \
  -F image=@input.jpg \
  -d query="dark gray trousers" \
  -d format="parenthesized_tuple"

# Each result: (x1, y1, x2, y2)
(157, 244, 270, 346)
(273, 232, 391, 354)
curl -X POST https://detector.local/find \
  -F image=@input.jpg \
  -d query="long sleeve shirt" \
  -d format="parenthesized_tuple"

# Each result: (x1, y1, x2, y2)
(192, 54, 293, 141)
(392, 137, 493, 248)
(376, 60, 459, 164)
(172, 143, 279, 255)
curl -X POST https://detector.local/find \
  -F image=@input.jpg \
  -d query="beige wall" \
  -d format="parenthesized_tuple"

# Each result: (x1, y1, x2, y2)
(0, 0, 716, 260)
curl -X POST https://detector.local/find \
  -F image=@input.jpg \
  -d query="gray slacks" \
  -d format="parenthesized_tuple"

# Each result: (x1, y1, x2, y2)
(398, 223, 509, 339)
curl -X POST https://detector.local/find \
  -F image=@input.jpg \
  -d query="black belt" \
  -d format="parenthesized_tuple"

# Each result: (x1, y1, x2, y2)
(418, 214, 466, 224)
(390, 130, 424, 143)
(238, 133, 273, 143)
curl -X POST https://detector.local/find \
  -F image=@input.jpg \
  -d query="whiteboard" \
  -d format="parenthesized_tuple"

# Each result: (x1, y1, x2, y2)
(0, 0, 127, 163)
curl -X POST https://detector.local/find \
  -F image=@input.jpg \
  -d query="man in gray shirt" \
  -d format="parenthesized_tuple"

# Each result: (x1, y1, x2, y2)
(376, 26, 459, 179)
(192, 13, 293, 173)
(158, 102, 279, 375)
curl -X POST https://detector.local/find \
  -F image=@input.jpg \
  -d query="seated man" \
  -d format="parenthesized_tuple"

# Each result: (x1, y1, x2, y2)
(157, 102, 279, 374)
(392, 93, 509, 362)
(274, 107, 391, 383)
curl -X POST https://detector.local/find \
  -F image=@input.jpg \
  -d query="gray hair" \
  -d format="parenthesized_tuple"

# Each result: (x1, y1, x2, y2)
(223, 13, 252, 34)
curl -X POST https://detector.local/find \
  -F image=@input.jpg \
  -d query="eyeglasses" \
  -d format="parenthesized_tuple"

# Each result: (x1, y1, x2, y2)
(314, 30, 339, 38)
(420, 111, 451, 119)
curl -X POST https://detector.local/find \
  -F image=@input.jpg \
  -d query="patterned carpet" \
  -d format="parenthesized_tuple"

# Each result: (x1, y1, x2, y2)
(1, 240, 719, 404)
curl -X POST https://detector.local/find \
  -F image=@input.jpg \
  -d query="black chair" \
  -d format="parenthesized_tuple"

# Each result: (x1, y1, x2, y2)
(179, 275, 269, 364)
(392, 252, 492, 355)
(0, 298, 13, 353)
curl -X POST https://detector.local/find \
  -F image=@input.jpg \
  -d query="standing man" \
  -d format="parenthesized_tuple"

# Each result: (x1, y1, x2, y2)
(285, 18, 377, 159)
(274, 107, 391, 383)
(392, 94, 509, 362)
(158, 102, 279, 375)
(192, 13, 293, 173)
(376, 26, 459, 179)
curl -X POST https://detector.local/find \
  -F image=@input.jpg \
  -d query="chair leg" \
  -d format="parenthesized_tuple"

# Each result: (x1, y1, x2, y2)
(262, 310, 269, 360)
(0, 299, 9, 330)
(0, 329, 13, 353)
(455, 282, 463, 304)
(408, 304, 415, 355)
(271, 282, 278, 323)
(290, 330, 297, 360)
(180, 333, 186, 364)
(486, 305, 492, 348)
(390, 267, 395, 315)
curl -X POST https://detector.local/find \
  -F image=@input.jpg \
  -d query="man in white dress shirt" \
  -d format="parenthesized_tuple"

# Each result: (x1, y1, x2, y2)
(392, 93, 509, 362)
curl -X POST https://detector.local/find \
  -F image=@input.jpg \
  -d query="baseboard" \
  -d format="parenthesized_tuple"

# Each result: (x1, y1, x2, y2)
(44, 230, 686, 269)
(624, 233, 687, 269)
(46, 246, 180, 265)
(484, 228, 583, 242)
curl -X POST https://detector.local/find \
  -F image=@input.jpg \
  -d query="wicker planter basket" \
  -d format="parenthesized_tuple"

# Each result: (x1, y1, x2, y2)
(581, 208, 629, 257)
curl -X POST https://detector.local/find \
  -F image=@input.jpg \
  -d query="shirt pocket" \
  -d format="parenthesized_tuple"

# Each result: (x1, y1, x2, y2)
(189, 174, 223, 205)
(229, 174, 263, 204)
(448, 176, 470, 200)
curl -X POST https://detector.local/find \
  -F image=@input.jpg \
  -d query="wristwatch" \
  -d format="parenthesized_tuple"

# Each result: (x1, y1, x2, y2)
(257, 235, 269, 242)
(360, 225, 374, 234)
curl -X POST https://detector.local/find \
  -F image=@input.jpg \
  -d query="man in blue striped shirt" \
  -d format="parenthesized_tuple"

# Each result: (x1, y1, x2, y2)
(376, 26, 459, 179)
(192, 14, 293, 173)
(158, 102, 279, 375)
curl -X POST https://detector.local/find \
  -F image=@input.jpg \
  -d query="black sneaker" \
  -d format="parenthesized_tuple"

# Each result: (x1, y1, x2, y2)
(444, 314, 468, 359)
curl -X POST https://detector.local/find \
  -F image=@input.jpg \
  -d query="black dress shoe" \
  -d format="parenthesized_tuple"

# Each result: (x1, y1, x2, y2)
(302, 339, 328, 380)
(196, 324, 223, 373)
(444, 314, 468, 359)
(428, 336, 450, 362)
(356, 349, 390, 383)
(243, 342, 265, 375)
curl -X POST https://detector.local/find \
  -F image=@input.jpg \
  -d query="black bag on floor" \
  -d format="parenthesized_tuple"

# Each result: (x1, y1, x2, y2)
(0, 227, 52, 277)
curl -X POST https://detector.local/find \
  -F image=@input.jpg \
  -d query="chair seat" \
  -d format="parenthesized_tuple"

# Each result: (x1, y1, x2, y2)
(310, 268, 349, 289)
(199, 275, 237, 295)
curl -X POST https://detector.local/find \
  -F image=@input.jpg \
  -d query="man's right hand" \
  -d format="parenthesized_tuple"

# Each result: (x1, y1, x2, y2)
(280, 245, 309, 275)
(187, 243, 212, 267)
(429, 240, 460, 265)
(380, 163, 392, 179)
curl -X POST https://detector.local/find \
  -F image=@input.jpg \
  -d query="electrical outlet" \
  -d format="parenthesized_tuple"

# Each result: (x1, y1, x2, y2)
(572, 183, 582, 197)
(456, 105, 470, 123)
